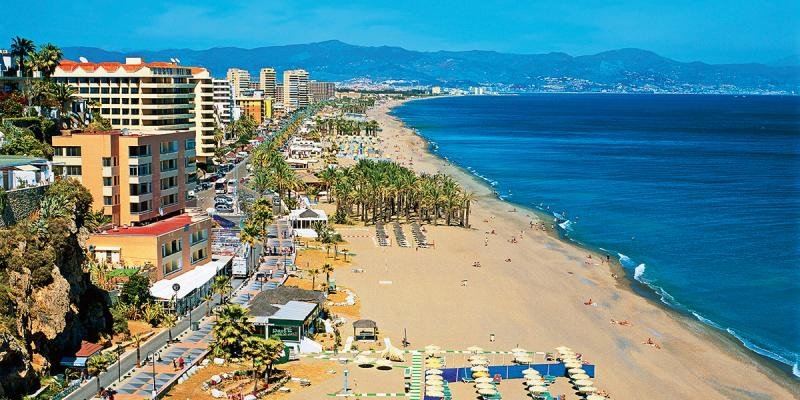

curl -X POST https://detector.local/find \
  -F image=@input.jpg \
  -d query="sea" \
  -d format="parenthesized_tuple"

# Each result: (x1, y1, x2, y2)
(391, 94, 800, 377)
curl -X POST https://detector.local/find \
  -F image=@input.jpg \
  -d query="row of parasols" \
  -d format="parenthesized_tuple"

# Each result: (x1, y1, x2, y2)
(424, 369, 449, 398)
(556, 346, 606, 400)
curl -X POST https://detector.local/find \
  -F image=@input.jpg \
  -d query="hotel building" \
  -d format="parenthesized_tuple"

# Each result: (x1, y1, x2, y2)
(283, 69, 309, 111)
(212, 79, 233, 124)
(52, 58, 218, 166)
(309, 81, 335, 102)
(259, 68, 276, 98)
(226, 68, 251, 97)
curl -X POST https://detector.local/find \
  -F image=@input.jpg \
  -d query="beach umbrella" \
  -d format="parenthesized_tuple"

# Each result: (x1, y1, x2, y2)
(472, 365, 489, 372)
(574, 379, 594, 387)
(471, 359, 489, 366)
(571, 373, 590, 380)
(426, 382, 444, 389)
(477, 388, 497, 396)
(425, 344, 441, 352)
(475, 377, 494, 383)
(525, 378, 545, 386)
(511, 347, 527, 353)
(564, 362, 583, 368)
(475, 383, 495, 390)
(467, 346, 484, 353)
(555, 346, 572, 352)
(375, 359, 393, 369)
(426, 390, 444, 398)
(472, 371, 489, 378)
(528, 386, 548, 393)
(585, 395, 606, 400)
(579, 386, 598, 393)
(522, 368, 539, 375)
(567, 368, 585, 375)
(426, 375, 443, 381)
(426, 369, 443, 375)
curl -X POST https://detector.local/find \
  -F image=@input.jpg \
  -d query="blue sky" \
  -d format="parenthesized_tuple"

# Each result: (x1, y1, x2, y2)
(3, 0, 798, 64)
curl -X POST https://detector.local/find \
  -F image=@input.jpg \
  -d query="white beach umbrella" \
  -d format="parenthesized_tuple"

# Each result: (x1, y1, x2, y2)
(425, 369, 443, 375)
(425, 344, 441, 352)
(574, 379, 594, 387)
(514, 356, 534, 364)
(578, 386, 598, 393)
(525, 379, 545, 387)
(555, 346, 572, 352)
(426, 375, 443, 382)
(426, 382, 444, 389)
(471, 365, 489, 372)
(475, 382, 495, 390)
(475, 376, 494, 383)
(468, 355, 487, 362)
(511, 347, 527, 353)
(528, 385, 548, 393)
(567, 368, 585, 375)
(477, 388, 497, 396)
(467, 346, 484, 353)
(522, 368, 539, 375)
(585, 395, 606, 400)
(571, 373, 590, 380)
(426, 390, 445, 398)
(564, 361, 583, 368)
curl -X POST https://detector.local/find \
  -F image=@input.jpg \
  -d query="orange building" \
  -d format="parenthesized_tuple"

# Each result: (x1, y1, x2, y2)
(235, 96, 272, 124)
(52, 129, 197, 226)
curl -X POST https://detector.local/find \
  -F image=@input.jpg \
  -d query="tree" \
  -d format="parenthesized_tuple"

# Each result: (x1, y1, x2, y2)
(30, 43, 63, 78)
(130, 333, 144, 367)
(50, 82, 76, 121)
(211, 304, 254, 358)
(120, 274, 151, 312)
(110, 303, 130, 336)
(84, 210, 112, 233)
(10, 37, 34, 77)
(211, 275, 232, 305)
(0, 92, 26, 117)
(0, 126, 53, 158)
(86, 352, 116, 394)
(161, 313, 177, 344)
(86, 113, 112, 132)
(309, 268, 319, 290)
(322, 263, 334, 287)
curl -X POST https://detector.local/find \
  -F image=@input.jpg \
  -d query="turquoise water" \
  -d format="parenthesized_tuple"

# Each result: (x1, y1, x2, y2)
(392, 94, 800, 377)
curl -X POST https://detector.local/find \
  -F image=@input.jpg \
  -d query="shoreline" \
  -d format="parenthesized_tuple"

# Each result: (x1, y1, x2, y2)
(370, 96, 799, 396)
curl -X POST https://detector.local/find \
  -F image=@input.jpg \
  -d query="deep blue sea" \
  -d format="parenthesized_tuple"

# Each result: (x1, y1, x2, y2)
(392, 94, 800, 377)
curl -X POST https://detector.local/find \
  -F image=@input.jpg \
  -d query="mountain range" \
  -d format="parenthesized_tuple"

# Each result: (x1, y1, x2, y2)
(62, 40, 800, 92)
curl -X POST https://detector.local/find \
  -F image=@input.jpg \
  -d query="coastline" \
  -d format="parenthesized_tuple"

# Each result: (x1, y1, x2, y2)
(350, 96, 800, 398)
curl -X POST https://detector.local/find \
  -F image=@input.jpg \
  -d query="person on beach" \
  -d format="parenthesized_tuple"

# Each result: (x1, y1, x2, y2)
(584, 298, 594, 306)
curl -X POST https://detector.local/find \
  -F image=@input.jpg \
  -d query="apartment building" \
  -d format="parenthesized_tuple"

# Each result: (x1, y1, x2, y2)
(212, 79, 233, 124)
(235, 96, 273, 125)
(226, 68, 251, 97)
(309, 81, 335, 102)
(283, 69, 309, 111)
(190, 68, 216, 165)
(88, 211, 213, 281)
(52, 129, 197, 226)
(275, 83, 284, 103)
(259, 68, 276, 98)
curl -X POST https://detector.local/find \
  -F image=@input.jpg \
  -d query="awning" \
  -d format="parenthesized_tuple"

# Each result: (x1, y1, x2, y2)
(93, 246, 121, 252)
(150, 257, 231, 300)
(59, 357, 89, 368)
(294, 229, 317, 238)
(15, 165, 40, 171)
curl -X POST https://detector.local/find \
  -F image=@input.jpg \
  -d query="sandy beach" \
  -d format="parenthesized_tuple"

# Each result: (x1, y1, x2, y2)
(313, 98, 799, 400)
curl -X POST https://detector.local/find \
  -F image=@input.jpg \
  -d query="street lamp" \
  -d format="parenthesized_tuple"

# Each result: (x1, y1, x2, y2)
(116, 342, 124, 382)
(172, 283, 181, 318)
(149, 352, 158, 399)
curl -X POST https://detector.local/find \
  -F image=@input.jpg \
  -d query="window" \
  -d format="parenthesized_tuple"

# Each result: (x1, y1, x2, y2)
(160, 176, 178, 190)
(161, 239, 182, 258)
(163, 258, 182, 276)
(130, 200, 150, 213)
(103, 196, 112, 205)
(160, 193, 178, 207)
(191, 248, 207, 264)
(191, 229, 208, 245)
(129, 163, 151, 176)
(65, 166, 82, 176)
(56, 146, 81, 157)
(103, 177, 112, 186)
(185, 156, 196, 167)
(184, 139, 195, 150)
(102, 157, 112, 167)
(160, 140, 178, 154)
(130, 183, 151, 195)
(128, 145, 151, 157)
(160, 159, 177, 171)
(186, 172, 197, 185)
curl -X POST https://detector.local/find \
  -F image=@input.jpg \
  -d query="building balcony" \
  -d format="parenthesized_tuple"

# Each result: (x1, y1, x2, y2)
(140, 103, 192, 110)
(146, 123, 193, 130)
(159, 186, 179, 197)
(129, 174, 152, 184)
(102, 186, 119, 197)
(101, 166, 118, 177)
(138, 93, 194, 99)
(53, 156, 82, 166)
(128, 155, 152, 165)
(160, 168, 179, 179)
(140, 82, 196, 89)
(140, 113, 193, 121)
(129, 193, 153, 203)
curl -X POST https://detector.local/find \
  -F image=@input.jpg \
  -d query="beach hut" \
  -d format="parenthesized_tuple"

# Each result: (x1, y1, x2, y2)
(352, 319, 378, 341)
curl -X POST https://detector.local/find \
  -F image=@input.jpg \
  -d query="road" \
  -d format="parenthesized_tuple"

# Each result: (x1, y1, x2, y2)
(196, 156, 252, 212)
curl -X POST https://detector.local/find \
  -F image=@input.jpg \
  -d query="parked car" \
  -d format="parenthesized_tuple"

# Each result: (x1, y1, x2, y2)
(215, 204, 233, 213)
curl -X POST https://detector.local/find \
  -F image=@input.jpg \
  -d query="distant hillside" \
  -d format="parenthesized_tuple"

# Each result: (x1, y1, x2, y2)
(63, 40, 799, 91)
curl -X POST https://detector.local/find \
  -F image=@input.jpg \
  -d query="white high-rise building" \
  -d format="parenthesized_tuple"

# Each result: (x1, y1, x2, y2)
(189, 68, 216, 164)
(282, 69, 309, 111)
(259, 67, 276, 98)
(213, 79, 233, 124)
(226, 68, 251, 98)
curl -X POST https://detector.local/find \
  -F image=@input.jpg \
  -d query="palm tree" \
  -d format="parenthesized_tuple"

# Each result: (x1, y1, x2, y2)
(10, 37, 34, 77)
(461, 191, 476, 228)
(211, 275, 232, 305)
(161, 313, 177, 344)
(309, 268, 320, 290)
(318, 166, 338, 203)
(130, 333, 144, 367)
(31, 43, 63, 77)
(211, 304, 254, 357)
(50, 82, 76, 120)
(321, 263, 334, 287)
